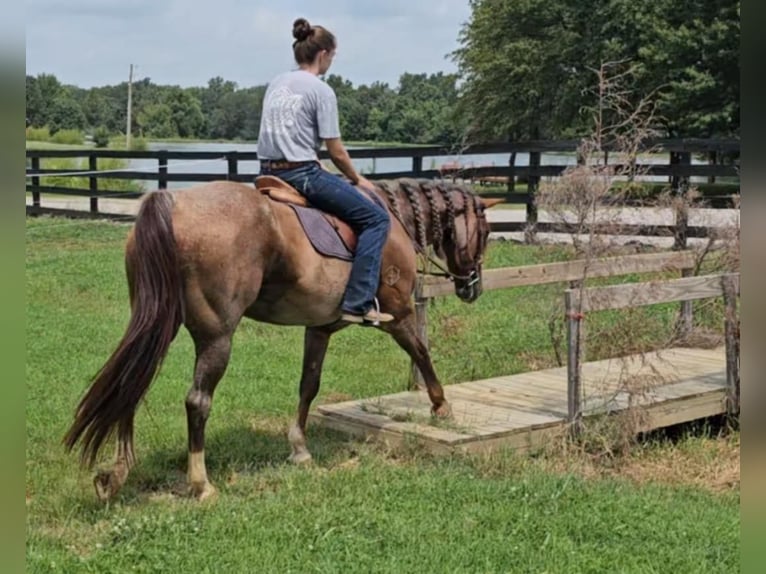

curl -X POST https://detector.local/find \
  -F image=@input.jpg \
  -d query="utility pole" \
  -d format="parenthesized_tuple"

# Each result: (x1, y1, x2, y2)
(126, 64, 134, 149)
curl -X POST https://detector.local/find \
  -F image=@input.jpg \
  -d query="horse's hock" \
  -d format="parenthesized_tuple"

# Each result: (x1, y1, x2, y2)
(309, 250, 740, 454)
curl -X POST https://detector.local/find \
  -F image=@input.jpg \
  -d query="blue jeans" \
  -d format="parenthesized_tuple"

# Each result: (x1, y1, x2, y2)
(260, 162, 391, 315)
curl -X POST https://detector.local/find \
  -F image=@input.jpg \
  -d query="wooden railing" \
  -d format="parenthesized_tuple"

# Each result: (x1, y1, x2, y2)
(564, 272, 740, 423)
(410, 250, 701, 387)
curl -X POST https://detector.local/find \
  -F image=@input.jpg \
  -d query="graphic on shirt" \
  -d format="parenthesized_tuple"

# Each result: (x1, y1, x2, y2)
(262, 86, 304, 136)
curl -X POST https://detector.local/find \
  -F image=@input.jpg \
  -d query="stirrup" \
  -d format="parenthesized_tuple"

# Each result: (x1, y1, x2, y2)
(340, 298, 394, 326)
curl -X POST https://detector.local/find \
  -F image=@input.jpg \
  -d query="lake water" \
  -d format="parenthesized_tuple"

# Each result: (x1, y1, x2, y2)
(131, 141, 709, 189)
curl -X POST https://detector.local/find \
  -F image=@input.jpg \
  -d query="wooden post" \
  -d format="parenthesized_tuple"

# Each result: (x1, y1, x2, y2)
(673, 151, 691, 251)
(679, 266, 694, 338)
(707, 150, 717, 184)
(412, 155, 423, 177)
(227, 151, 239, 180)
(409, 277, 428, 391)
(31, 156, 41, 209)
(722, 274, 740, 415)
(525, 151, 540, 243)
(565, 290, 583, 429)
(158, 151, 168, 190)
(507, 151, 517, 194)
(89, 153, 98, 213)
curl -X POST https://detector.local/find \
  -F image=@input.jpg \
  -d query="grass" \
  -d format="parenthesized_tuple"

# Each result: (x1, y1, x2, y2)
(26, 217, 739, 572)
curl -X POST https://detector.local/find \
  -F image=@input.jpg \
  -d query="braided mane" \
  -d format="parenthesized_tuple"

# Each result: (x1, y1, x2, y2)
(374, 178, 473, 254)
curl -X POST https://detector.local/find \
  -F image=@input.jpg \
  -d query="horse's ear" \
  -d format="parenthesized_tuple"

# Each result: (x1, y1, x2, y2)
(479, 197, 505, 210)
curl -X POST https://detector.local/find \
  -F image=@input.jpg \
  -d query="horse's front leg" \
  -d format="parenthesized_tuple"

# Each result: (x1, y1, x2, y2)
(382, 310, 451, 418)
(288, 326, 335, 464)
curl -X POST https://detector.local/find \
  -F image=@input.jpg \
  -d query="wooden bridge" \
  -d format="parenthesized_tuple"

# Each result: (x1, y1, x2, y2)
(310, 346, 729, 454)
(310, 252, 740, 454)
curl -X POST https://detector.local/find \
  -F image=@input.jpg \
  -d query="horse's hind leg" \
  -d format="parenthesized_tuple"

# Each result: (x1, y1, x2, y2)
(185, 334, 232, 500)
(288, 326, 335, 464)
(383, 311, 451, 417)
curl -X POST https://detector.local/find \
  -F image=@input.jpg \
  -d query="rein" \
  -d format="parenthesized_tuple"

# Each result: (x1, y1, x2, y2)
(418, 252, 479, 282)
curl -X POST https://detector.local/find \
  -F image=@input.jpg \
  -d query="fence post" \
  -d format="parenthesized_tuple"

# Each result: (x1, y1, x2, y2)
(412, 155, 423, 177)
(158, 151, 168, 190)
(565, 289, 583, 431)
(409, 276, 428, 391)
(708, 150, 718, 184)
(525, 151, 540, 243)
(89, 153, 98, 213)
(722, 274, 740, 415)
(31, 156, 41, 209)
(672, 151, 691, 251)
(507, 151, 517, 194)
(678, 266, 694, 338)
(227, 151, 239, 180)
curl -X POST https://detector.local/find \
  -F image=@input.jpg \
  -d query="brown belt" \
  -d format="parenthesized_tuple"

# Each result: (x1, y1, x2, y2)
(260, 159, 317, 170)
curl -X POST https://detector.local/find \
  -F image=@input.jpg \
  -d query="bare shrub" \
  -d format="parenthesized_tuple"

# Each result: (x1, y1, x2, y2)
(532, 60, 740, 459)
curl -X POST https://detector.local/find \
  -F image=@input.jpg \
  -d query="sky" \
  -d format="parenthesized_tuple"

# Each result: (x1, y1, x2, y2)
(26, 0, 473, 89)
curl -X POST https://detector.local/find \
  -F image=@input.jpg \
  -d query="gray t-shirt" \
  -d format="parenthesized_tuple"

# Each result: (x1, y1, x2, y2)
(257, 70, 341, 161)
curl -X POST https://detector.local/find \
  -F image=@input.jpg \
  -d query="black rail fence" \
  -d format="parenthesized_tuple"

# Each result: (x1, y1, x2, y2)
(26, 138, 739, 245)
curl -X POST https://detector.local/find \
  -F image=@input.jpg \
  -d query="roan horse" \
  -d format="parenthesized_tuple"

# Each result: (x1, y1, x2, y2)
(64, 176, 501, 501)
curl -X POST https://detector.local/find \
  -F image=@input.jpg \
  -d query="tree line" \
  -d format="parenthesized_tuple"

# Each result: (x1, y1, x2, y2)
(25, 72, 464, 145)
(26, 0, 738, 146)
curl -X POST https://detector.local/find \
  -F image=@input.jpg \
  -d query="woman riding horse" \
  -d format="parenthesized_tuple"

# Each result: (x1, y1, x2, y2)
(258, 17, 392, 326)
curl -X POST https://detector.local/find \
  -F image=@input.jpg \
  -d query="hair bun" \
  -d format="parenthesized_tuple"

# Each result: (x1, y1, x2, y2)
(292, 18, 312, 42)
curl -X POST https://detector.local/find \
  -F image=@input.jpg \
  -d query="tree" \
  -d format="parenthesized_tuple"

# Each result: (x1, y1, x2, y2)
(82, 90, 117, 132)
(48, 90, 87, 133)
(452, 0, 740, 141)
(163, 88, 205, 138)
(451, 0, 578, 141)
(620, 0, 740, 137)
(26, 73, 64, 128)
(137, 103, 176, 138)
(25, 76, 45, 127)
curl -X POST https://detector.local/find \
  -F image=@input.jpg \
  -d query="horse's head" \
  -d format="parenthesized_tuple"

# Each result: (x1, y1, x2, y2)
(440, 194, 503, 303)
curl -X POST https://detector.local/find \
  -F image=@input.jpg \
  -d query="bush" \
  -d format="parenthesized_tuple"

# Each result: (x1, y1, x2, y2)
(129, 137, 149, 151)
(50, 129, 84, 145)
(26, 126, 51, 141)
(109, 134, 149, 151)
(93, 126, 110, 148)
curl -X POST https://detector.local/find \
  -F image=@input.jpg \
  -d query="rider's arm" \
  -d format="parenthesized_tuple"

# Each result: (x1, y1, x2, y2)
(324, 138, 362, 184)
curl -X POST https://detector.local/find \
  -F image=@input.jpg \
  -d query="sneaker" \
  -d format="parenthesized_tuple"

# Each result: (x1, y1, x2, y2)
(340, 309, 394, 326)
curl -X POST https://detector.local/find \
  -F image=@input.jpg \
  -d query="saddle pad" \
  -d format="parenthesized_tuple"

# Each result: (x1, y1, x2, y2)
(289, 204, 354, 261)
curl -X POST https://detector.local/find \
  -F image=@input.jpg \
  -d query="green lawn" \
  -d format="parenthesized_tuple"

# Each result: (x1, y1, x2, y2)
(26, 217, 739, 573)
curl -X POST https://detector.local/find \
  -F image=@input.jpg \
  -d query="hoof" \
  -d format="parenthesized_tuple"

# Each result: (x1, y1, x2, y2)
(93, 471, 117, 502)
(432, 401, 452, 418)
(93, 464, 128, 502)
(289, 450, 313, 466)
(189, 481, 218, 502)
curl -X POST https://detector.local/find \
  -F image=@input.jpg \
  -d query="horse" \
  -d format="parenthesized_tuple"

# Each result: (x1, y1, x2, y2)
(63, 175, 502, 501)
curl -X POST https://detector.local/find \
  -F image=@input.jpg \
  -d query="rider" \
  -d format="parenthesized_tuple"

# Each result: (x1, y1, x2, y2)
(257, 17, 394, 326)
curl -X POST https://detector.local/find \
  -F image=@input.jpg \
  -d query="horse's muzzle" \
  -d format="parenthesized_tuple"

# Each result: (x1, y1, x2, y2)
(455, 269, 482, 303)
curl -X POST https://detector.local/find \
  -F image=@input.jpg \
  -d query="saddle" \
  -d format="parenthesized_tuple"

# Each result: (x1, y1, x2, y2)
(255, 175, 359, 260)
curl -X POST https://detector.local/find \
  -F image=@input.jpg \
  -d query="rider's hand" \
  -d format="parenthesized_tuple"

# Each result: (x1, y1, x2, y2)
(355, 175, 375, 191)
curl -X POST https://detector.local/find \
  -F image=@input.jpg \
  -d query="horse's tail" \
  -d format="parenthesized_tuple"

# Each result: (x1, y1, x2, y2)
(64, 190, 184, 468)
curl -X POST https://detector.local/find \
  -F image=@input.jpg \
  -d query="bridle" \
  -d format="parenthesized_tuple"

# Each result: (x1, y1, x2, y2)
(419, 193, 488, 286)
